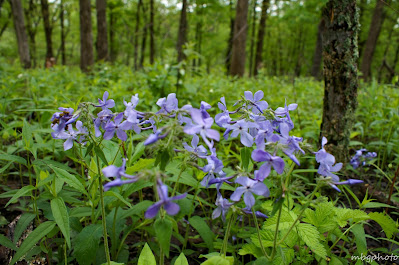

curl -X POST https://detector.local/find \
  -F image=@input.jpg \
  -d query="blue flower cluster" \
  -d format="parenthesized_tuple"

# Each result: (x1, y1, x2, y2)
(350, 149, 377, 169)
(50, 90, 364, 220)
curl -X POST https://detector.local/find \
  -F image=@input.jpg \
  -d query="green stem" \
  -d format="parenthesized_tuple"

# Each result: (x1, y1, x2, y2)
(221, 213, 235, 257)
(96, 155, 112, 265)
(252, 209, 270, 259)
(111, 206, 119, 258)
(171, 167, 185, 197)
(270, 199, 283, 260)
(183, 178, 200, 250)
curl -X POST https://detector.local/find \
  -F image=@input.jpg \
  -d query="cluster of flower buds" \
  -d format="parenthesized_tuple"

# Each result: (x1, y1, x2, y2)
(350, 149, 377, 169)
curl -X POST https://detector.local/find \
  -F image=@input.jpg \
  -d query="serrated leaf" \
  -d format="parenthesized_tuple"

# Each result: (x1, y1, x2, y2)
(0, 154, 27, 166)
(14, 213, 35, 243)
(297, 223, 327, 258)
(5, 185, 35, 208)
(273, 247, 295, 265)
(73, 224, 103, 265)
(368, 212, 398, 239)
(50, 166, 87, 195)
(175, 252, 189, 265)
(188, 216, 214, 252)
(154, 218, 172, 258)
(351, 224, 367, 255)
(10, 221, 56, 265)
(0, 234, 17, 251)
(138, 243, 156, 265)
(51, 197, 70, 248)
(238, 243, 263, 258)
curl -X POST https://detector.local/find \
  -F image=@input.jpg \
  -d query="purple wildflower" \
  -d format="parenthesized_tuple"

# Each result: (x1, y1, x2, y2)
(244, 90, 268, 114)
(184, 108, 220, 148)
(230, 176, 269, 209)
(96, 91, 115, 110)
(212, 193, 233, 221)
(156, 93, 178, 114)
(182, 134, 207, 157)
(102, 158, 138, 191)
(224, 119, 256, 147)
(251, 149, 285, 181)
(103, 113, 132, 141)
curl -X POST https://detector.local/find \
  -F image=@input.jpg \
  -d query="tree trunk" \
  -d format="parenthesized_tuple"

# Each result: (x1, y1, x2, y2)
(248, 0, 256, 77)
(140, 1, 148, 68)
(9, 0, 31, 69)
(79, 0, 94, 72)
(357, 0, 367, 60)
(24, 0, 40, 68)
(225, 0, 235, 73)
(254, 0, 270, 76)
(149, 0, 155, 64)
(320, 0, 359, 163)
(60, 0, 66, 65)
(109, 3, 117, 62)
(310, 19, 324, 79)
(134, 0, 142, 70)
(360, 0, 386, 81)
(229, 0, 249, 77)
(40, 0, 53, 65)
(96, 0, 108, 61)
(176, 0, 188, 62)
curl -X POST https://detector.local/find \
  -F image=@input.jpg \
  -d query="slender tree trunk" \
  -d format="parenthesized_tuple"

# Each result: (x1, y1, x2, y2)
(310, 19, 324, 79)
(254, 0, 270, 76)
(357, 0, 367, 60)
(225, 0, 235, 73)
(230, 0, 249, 77)
(320, 0, 359, 163)
(294, 28, 304, 77)
(96, 0, 108, 61)
(140, 1, 148, 68)
(60, 0, 66, 65)
(79, 0, 94, 72)
(177, 0, 188, 62)
(248, 0, 256, 77)
(40, 0, 53, 64)
(377, 24, 394, 83)
(24, 0, 39, 68)
(9, 0, 31, 68)
(109, 4, 117, 62)
(149, 0, 155, 64)
(134, 0, 142, 70)
(360, 0, 386, 81)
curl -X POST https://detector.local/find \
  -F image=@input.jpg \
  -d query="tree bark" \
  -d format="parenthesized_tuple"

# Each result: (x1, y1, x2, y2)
(360, 0, 386, 81)
(149, 0, 155, 64)
(229, 0, 249, 77)
(40, 0, 53, 65)
(176, 0, 188, 62)
(134, 0, 142, 70)
(320, 0, 359, 163)
(9, 0, 31, 69)
(96, 0, 108, 61)
(79, 0, 94, 72)
(310, 19, 324, 79)
(254, 0, 270, 76)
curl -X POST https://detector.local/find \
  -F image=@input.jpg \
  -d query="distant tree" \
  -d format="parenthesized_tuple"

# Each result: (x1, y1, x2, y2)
(149, 0, 155, 64)
(79, 0, 94, 72)
(140, 1, 148, 68)
(360, 0, 387, 81)
(40, 0, 54, 66)
(248, 0, 256, 77)
(225, 0, 235, 73)
(254, 0, 270, 76)
(310, 19, 324, 79)
(134, 0, 142, 70)
(96, 0, 109, 61)
(23, 0, 40, 67)
(177, 0, 188, 62)
(0, 0, 12, 40)
(320, 0, 359, 163)
(9, 0, 31, 69)
(59, 0, 66, 65)
(230, 0, 249, 77)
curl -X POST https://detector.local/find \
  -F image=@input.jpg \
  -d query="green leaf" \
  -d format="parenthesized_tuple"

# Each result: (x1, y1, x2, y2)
(188, 216, 214, 252)
(105, 191, 133, 208)
(73, 224, 103, 265)
(368, 212, 398, 239)
(174, 252, 189, 265)
(10, 221, 56, 265)
(84, 143, 94, 157)
(0, 154, 27, 166)
(351, 224, 367, 255)
(132, 142, 145, 162)
(138, 243, 157, 265)
(200, 256, 233, 265)
(94, 146, 108, 166)
(22, 120, 33, 149)
(240, 147, 251, 171)
(50, 166, 87, 195)
(51, 197, 71, 248)
(119, 200, 153, 219)
(126, 158, 155, 174)
(5, 185, 35, 207)
(154, 218, 172, 258)
(238, 243, 263, 258)
(297, 223, 327, 258)
(0, 234, 17, 251)
(13, 213, 35, 243)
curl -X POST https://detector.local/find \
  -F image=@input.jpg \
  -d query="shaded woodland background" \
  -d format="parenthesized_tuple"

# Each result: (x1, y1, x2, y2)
(0, 0, 398, 82)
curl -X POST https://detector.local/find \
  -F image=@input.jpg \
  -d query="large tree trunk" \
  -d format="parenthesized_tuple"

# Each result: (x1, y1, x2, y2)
(134, 0, 142, 70)
(225, 0, 235, 73)
(40, 0, 53, 65)
(149, 0, 155, 64)
(360, 0, 386, 81)
(229, 0, 249, 77)
(176, 0, 188, 62)
(310, 19, 324, 79)
(60, 0, 66, 65)
(320, 0, 359, 163)
(79, 0, 94, 72)
(9, 0, 31, 69)
(254, 0, 270, 76)
(96, 0, 108, 61)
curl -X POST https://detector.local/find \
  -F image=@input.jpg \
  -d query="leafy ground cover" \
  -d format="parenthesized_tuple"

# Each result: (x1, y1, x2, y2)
(0, 64, 398, 265)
